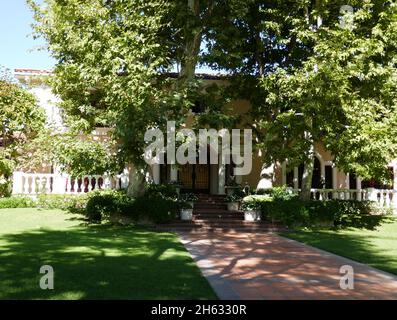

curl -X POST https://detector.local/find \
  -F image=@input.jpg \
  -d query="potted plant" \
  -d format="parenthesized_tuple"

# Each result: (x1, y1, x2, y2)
(224, 193, 241, 211)
(225, 177, 242, 195)
(169, 180, 182, 195)
(180, 193, 198, 208)
(241, 195, 262, 221)
(179, 201, 193, 221)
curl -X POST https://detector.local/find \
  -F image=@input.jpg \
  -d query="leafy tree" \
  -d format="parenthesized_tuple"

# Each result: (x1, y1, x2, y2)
(29, 0, 178, 196)
(258, 0, 397, 199)
(0, 67, 45, 196)
(29, 0, 227, 196)
(20, 130, 122, 178)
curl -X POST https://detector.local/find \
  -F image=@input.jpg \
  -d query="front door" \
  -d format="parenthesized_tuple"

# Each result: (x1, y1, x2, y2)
(179, 163, 210, 193)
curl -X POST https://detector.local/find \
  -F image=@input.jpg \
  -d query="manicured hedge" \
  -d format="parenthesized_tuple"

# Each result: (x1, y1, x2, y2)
(0, 196, 35, 208)
(37, 194, 88, 213)
(261, 199, 389, 229)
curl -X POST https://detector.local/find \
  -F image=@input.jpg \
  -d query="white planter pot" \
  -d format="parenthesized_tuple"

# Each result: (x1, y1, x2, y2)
(227, 202, 239, 211)
(244, 210, 261, 221)
(180, 208, 193, 221)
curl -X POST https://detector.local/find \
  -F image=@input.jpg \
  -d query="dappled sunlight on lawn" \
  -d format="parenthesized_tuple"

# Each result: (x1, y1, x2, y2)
(0, 208, 216, 300)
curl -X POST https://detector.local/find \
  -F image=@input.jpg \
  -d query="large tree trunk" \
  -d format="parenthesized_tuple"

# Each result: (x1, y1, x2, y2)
(300, 155, 314, 201)
(126, 164, 147, 197)
(178, 0, 202, 85)
(300, 122, 314, 200)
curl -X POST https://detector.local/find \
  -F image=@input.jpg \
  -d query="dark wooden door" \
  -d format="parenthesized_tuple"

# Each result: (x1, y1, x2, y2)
(179, 164, 210, 193)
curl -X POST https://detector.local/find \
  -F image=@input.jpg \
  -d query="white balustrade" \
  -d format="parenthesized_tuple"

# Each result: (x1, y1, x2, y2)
(12, 172, 129, 195)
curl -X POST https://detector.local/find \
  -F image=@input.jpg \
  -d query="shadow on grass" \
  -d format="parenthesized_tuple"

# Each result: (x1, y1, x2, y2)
(0, 225, 217, 300)
(284, 217, 397, 275)
(333, 215, 395, 231)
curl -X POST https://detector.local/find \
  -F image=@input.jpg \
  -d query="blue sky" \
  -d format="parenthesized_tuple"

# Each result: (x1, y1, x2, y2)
(0, 0, 218, 74)
(0, 0, 55, 71)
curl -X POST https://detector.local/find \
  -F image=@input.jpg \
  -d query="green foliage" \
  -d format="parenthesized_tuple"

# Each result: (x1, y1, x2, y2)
(37, 194, 89, 213)
(85, 190, 133, 222)
(132, 195, 179, 224)
(145, 183, 179, 199)
(0, 158, 13, 197)
(262, 199, 390, 229)
(257, 186, 298, 201)
(256, 1, 397, 182)
(136, 184, 180, 223)
(179, 193, 198, 203)
(241, 195, 272, 211)
(0, 196, 35, 209)
(20, 131, 122, 177)
(224, 193, 243, 203)
(0, 68, 45, 193)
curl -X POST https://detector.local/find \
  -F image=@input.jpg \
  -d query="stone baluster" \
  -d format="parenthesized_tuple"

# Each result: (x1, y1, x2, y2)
(12, 171, 23, 195)
(385, 190, 391, 208)
(23, 175, 30, 194)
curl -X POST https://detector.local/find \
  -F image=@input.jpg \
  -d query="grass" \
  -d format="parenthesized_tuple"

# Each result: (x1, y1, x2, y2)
(282, 216, 397, 275)
(0, 208, 217, 300)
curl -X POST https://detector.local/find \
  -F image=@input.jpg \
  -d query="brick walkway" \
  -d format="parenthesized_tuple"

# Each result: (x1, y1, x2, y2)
(179, 232, 397, 300)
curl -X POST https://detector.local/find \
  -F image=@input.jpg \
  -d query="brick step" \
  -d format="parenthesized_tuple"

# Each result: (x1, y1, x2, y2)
(193, 199, 225, 203)
(193, 213, 244, 220)
(160, 220, 273, 228)
(156, 225, 283, 233)
(194, 206, 227, 210)
(193, 209, 241, 214)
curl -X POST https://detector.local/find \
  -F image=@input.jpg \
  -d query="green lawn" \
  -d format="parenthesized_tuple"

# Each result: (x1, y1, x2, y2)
(282, 217, 397, 275)
(0, 208, 216, 300)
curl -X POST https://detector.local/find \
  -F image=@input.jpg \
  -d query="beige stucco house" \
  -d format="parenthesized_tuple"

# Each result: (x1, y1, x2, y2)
(11, 69, 397, 208)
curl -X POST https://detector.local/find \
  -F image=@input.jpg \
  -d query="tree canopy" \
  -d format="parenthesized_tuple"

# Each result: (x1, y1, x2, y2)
(0, 67, 45, 196)
(28, 0, 397, 198)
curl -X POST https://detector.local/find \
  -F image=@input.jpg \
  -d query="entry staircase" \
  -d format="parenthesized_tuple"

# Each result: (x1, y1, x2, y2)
(156, 194, 283, 233)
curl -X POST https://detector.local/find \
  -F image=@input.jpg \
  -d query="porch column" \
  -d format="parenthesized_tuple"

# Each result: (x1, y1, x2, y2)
(345, 173, 350, 200)
(293, 167, 299, 189)
(218, 146, 226, 194)
(152, 164, 160, 184)
(332, 166, 338, 199)
(356, 177, 362, 201)
(282, 161, 287, 185)
(170, 165, 178, 182)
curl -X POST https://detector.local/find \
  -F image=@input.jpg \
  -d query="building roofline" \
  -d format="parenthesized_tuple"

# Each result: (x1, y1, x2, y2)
(14, 69, 227, 80)
(14, 69, 53, 76)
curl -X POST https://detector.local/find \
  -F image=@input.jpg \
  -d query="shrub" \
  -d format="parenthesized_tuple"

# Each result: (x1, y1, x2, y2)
(85, 189, 131, 221)
(225, 193, 242, 203)
(241, 195, 272, 211)
(261, 198, 388, 229)
(0, 196, 35, 208)
(37, 194, 88, 212)
(131, 194, 178, 224)
(179, 193, 198, 203)
(0, 158, 13, 197)
(146, 183, 178, 199)
(257, 186, 298, 201)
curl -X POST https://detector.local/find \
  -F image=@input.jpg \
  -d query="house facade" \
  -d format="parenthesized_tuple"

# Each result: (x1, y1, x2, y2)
(10, 69, 397, 208)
